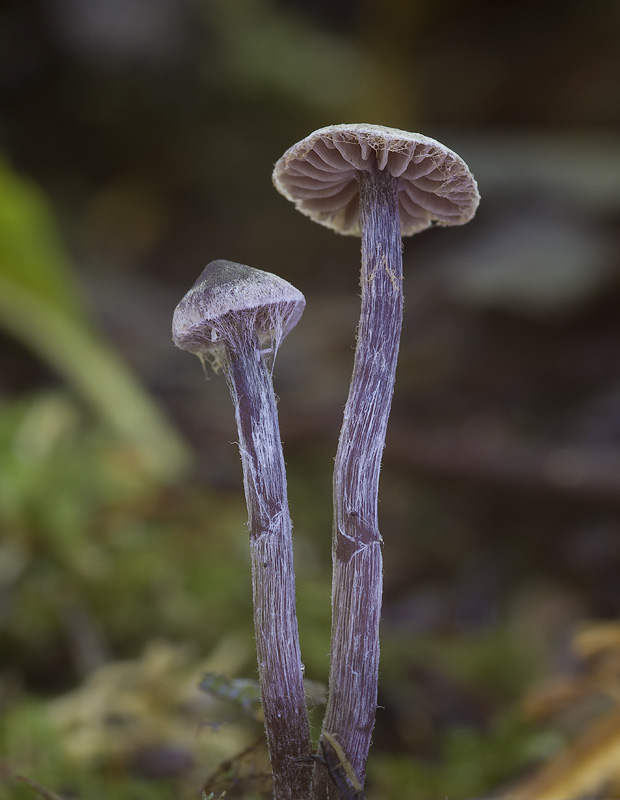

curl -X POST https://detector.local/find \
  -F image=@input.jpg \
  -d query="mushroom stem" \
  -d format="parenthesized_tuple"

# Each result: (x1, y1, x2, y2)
(316, 169, 402, 798)
(223, 327, 312, 800)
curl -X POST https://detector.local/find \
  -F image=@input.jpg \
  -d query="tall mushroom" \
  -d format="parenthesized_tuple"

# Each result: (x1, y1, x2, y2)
(273, 124, 479, 797)
(172, 260, 311, 800)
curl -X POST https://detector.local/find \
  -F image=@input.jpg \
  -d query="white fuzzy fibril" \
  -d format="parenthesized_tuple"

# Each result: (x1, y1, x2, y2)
(173, 261, 311, 800)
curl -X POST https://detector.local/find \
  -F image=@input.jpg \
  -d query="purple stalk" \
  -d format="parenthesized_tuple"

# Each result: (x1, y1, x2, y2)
(314, 169, 403, 798)
(222, 325, 312, 800)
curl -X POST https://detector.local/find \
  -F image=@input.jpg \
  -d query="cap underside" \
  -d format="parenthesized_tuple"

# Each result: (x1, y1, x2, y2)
(273, 124, 480, 236)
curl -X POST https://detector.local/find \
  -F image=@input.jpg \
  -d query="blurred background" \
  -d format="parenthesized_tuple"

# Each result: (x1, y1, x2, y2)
(1, 1, 620, 798)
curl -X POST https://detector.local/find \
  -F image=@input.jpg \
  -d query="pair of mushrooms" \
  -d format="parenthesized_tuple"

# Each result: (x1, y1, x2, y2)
(173, 124, 479, 800)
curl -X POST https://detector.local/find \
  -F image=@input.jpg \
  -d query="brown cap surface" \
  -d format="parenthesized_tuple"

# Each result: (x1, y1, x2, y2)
(273, 124, 480, 236)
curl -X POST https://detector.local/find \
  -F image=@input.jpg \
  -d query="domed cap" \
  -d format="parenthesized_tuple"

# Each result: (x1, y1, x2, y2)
(273, 123, 480, 236)
(172, 260, 305, 366)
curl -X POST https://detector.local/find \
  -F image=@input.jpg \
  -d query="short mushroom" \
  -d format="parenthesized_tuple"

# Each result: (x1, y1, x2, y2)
(273, 124, 479, 796)
(172, 259, 311, 800)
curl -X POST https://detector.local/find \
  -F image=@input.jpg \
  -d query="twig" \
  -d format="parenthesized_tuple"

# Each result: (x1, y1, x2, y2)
(320, 732, 365, 800)
(201, 736, 266, 797)
(14, 775, 67, 800)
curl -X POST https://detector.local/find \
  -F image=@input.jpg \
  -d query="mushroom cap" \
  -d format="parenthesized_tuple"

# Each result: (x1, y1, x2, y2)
(172, 259, 305, 357)
(273, 123, 480, 236)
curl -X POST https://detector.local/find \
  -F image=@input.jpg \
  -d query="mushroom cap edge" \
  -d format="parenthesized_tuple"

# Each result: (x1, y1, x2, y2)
(172, 259, 305, 356)
(273, 123, 480, 236)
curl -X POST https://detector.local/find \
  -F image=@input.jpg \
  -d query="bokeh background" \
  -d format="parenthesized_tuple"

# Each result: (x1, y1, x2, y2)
(2, 1, 620, 798)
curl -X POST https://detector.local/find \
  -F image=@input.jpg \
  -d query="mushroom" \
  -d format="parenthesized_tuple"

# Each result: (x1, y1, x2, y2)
(273, 124, 479, 796)
(172, 259, 311, 800)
